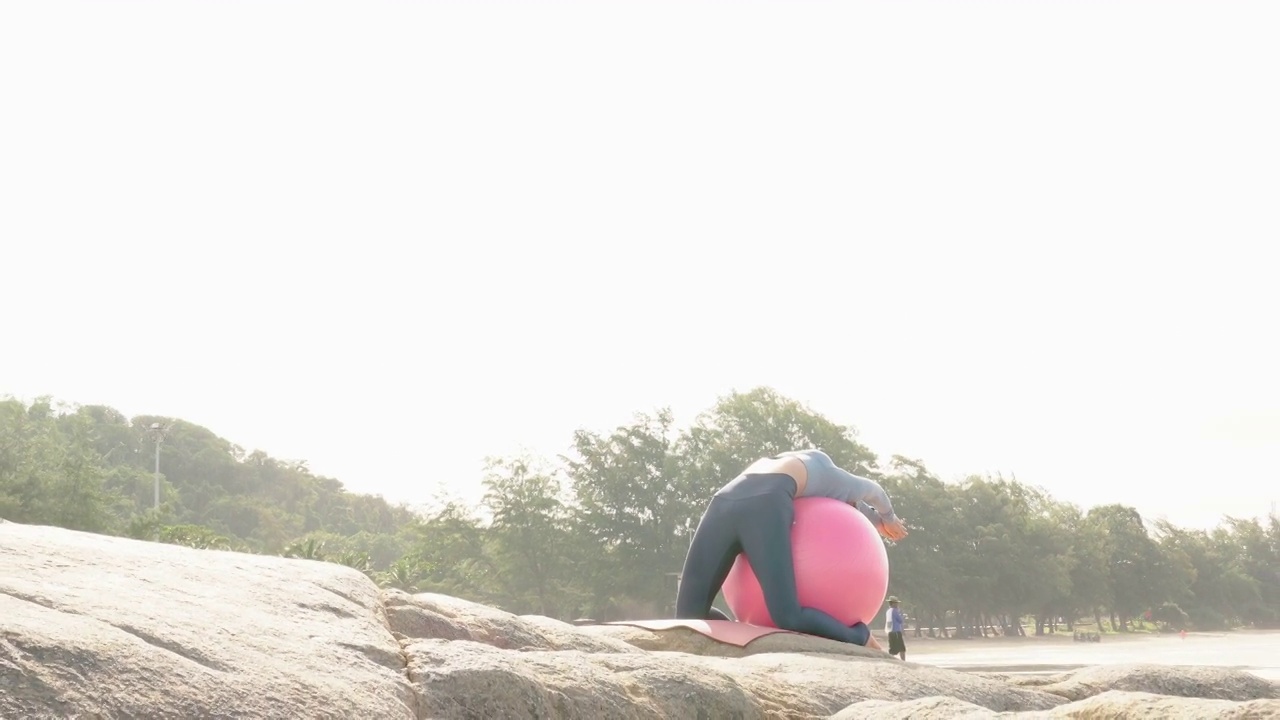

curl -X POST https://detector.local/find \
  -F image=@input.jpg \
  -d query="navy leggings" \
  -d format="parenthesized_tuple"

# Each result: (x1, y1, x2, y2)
(674, 473, 870, 645)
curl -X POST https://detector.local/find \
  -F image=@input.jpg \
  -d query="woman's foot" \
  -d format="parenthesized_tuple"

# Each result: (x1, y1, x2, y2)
(848, 621, 884, 651)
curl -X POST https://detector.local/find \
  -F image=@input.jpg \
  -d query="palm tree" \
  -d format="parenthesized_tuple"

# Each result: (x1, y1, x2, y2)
(283, 537, 325, 560)
(335, 550, 374, 578)
(378, 557, 421, 592)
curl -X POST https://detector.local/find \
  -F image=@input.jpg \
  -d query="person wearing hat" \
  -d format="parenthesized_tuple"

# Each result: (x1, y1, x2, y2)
(885, 596, 907, 660)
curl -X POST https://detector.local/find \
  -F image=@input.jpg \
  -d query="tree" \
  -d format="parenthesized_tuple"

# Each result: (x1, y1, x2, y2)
(877, 457, 958, 637)
(379, 556, 424, 592)
(158, 524, 232, 550)
(480, 456, 577, 616)
(409, 501, 499, 602)
(1153, 601, 1190, 631)
(1088, 504, 1160, 630)
(950, 477, 1015, 636)
(677, 387, 880, 500)
(1051, 504, 1108, 631)
(8, 389, 1276, 634)
(0, 398, 121, 533)
(1005, 483, 1074, 636)
(1221, 516, 1280, 627)
(565, 410, 691, 617)
(284, 537, 326, 560)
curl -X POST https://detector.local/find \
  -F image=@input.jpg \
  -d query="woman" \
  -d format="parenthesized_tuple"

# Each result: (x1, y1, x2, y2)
(674, 449, 908, 649)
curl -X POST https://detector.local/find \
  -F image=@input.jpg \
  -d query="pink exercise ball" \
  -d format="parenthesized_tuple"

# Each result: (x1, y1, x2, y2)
(722, 497, 889, 628)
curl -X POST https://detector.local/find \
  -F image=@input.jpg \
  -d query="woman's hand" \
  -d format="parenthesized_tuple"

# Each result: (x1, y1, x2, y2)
(864, 633, 884, 651)
(879, 517, 909, 542)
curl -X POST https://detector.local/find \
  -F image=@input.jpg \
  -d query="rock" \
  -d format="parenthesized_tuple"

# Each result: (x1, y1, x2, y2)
(5, 519, 1277, 720)
(383, 590, 641, 653)
(723, 653, 1066, 717)
(832, 696, 998, 719)
(579, 622, 878, 658)
(1036, 690, 1280, 718)
(406, 639, 763, 719)
(0, 521, 415, 720)
(403, 640, 1067, 719)
(1025, 664, 1278, 702)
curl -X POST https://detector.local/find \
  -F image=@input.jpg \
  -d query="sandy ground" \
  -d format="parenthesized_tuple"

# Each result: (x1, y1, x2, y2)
(877, 629, 1280, 681)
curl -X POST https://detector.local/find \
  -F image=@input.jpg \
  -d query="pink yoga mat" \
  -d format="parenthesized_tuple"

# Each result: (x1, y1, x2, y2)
(602, 619, 797, 647)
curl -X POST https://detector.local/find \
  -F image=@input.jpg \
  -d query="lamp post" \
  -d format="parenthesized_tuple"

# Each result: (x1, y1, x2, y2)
(144, 422, 171, 540)
(665, 572, 682, 614)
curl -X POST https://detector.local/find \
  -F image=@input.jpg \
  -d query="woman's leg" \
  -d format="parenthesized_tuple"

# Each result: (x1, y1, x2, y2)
(674, 499, 743, 619)
(735, 495, 871, 645)
(707, 607, 734, 621)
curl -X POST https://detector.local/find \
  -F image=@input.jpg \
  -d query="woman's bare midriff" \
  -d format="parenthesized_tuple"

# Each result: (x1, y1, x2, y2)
(743, 455, 808, 497)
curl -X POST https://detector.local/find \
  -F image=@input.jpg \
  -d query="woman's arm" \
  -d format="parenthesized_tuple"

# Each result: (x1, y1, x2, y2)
(830, 466, 898, 522)
(855, 501, 884, 529)
(829, 466, 908, 541)
(792, 450, 909, 541)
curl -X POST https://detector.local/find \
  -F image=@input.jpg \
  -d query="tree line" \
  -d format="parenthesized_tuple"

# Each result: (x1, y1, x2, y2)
(2, 390, 1276, 635)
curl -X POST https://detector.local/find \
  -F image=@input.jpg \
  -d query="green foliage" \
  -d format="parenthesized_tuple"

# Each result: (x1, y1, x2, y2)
(159, 524, 233, 550)
(378, 557, 424, 592)
(875, 457, 959, 621)
(4, 389, 1277, 633)
(1153, 601, 1190, 630)
(565, 410, 691, 617)
(284, 537, 327, 560)
(481, 457, 579, 616)
(678, 388, 879, 495)
(1, 398, 120, 533)
(1, 395, 416, 574)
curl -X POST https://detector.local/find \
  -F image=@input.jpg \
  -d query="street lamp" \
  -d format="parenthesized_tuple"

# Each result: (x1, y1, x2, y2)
(144, 421, 172, 539)
(665, 572, 682, 614)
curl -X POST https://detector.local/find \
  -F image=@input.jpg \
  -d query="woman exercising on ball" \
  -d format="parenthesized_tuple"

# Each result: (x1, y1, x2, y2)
(674, 449, 908, 648)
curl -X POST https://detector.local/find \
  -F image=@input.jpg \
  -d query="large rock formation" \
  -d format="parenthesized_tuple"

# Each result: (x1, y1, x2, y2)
(3, 519, 1278, 719)
(1, 519, 415, 719)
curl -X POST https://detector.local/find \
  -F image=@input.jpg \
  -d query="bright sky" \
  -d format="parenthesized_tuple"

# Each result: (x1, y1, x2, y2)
(2, 0, 1276, 532)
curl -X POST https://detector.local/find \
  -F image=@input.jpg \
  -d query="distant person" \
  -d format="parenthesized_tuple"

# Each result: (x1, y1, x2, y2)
(675, 449, 908, 650)
(886, 596, 907, 660)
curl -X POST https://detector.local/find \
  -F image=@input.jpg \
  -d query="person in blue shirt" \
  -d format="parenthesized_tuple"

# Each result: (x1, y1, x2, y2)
(886, 596, 907, 660)
(674, 449, 908, 649)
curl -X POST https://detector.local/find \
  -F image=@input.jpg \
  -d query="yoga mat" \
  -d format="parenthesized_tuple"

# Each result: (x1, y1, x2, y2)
(601, 619, 797, 647)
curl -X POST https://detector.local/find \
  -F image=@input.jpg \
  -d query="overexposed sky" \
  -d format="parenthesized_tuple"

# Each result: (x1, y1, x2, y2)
(2, 0, 1276, 531)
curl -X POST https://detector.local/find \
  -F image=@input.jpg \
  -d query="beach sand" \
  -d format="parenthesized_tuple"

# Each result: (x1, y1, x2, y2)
(889, 628, 1279, 681)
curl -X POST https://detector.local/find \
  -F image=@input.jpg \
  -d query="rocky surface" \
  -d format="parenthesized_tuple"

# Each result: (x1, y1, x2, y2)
(0, 519, 416, 720)
(579, 621, 877, 658)
(3, 519, 1277, 719)
(384, 590, 641, 654)
(1010, 663, 1278, 703)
